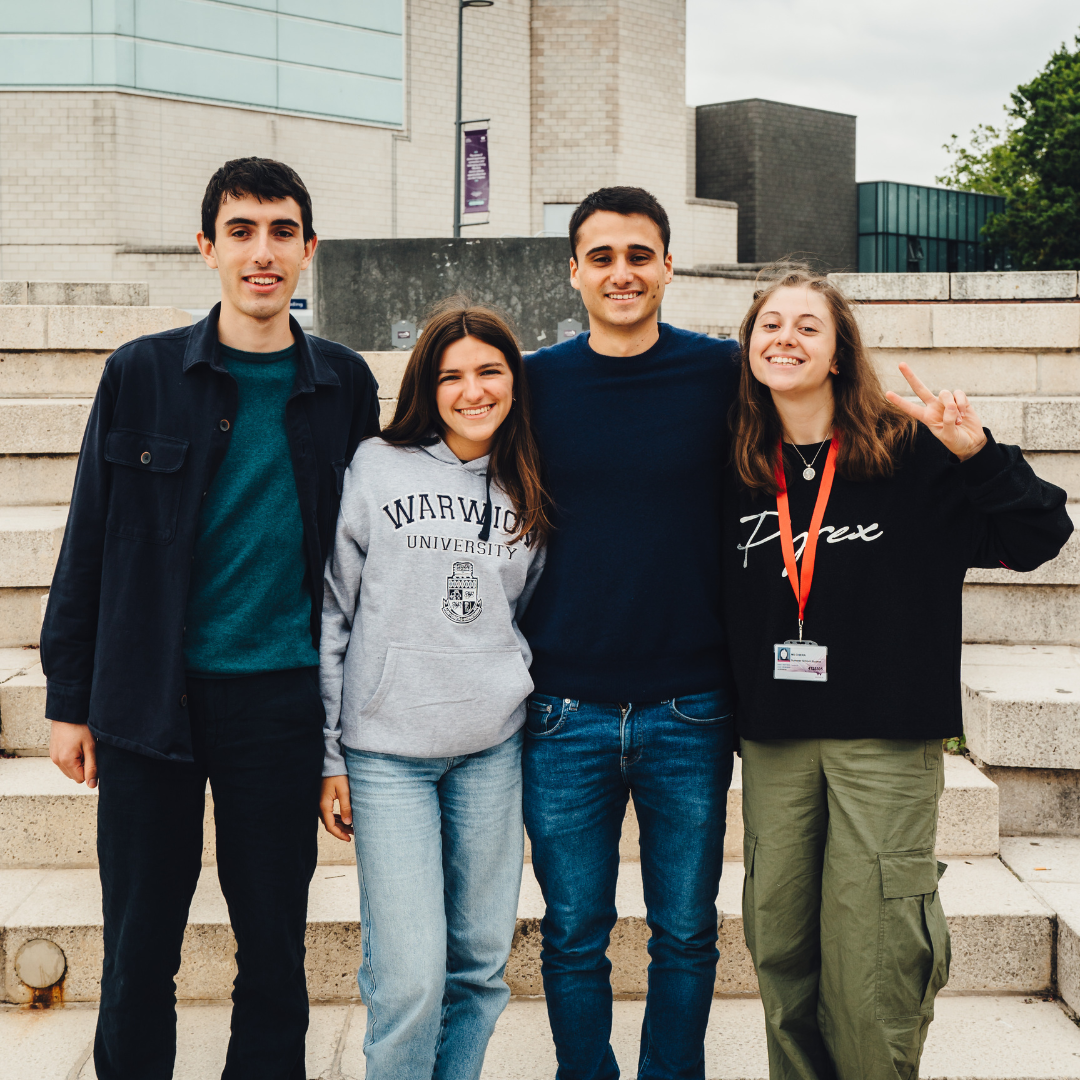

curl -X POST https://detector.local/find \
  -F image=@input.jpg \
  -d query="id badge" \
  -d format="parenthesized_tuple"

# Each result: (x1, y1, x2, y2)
(774, 642, 828, 682)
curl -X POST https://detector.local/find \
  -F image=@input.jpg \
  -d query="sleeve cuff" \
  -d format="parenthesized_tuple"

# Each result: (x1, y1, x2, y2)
(44, 681, 91, 725)
(959, 429, 1009, 487)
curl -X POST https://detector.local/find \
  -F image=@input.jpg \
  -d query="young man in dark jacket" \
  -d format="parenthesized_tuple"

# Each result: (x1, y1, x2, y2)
(521, 187, 740, 1078)
(43, 158, 380, 1080)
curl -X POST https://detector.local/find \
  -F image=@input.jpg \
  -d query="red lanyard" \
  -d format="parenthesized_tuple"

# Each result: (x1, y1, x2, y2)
(774, 436, 839, 640)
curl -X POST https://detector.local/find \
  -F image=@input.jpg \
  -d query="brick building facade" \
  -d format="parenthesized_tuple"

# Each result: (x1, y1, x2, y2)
(696, 98, 857, 272)
(0, 0, 736, 309)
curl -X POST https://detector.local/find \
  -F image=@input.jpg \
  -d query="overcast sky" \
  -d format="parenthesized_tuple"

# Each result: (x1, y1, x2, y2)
(686, 0, 1079, 187)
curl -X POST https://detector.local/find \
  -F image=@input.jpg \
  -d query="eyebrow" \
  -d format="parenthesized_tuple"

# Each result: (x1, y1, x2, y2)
(222, 217, 300, 229)
(761, 310, 823, 320)
(584, 243, 657, 257)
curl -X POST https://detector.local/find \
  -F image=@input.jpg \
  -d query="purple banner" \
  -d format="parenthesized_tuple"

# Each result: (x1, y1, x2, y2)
(463, 129, 490, 214)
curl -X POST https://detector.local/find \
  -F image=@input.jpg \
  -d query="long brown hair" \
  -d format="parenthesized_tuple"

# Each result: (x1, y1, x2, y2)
(380, 297, 552, 545)
(731, 266, 915, 494)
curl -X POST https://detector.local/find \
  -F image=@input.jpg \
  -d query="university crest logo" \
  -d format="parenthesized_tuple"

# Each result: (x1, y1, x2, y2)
(441, 561, 482, 624)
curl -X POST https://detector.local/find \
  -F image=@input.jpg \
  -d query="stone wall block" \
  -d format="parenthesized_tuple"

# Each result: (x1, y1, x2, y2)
(0, 308, 48, 350)
(853, 304, 933, 348)
(931, 304, 1080, 350)
(832, 272, 949, 301)
(870, 349, 1037, 397)
(1037, 353, 1080, 396)
(44, 306, 191, 351)
(26, 282, 150, 307)
(0, 401, 91, 455)
(952, 271, 1078, 301)
(1023, 399, 1080, 452)
(0, 282, 28, 305)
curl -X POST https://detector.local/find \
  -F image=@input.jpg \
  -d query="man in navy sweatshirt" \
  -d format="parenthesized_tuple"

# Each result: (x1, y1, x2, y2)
(521, 187, 740, 1078)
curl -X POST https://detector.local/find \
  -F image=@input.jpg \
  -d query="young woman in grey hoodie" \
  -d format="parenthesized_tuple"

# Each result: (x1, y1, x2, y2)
(319, 301, 550, 1079)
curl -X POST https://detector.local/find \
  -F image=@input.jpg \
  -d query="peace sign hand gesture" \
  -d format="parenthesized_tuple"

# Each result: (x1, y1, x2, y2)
(885, 362, 988, 462)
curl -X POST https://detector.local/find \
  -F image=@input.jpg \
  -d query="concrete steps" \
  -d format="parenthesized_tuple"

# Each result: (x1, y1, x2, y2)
(963, 645, 1080, 770)
(0, 507, 67, 588)
(0, 749, 1000, 866)
(5, 994, 1080, 1080)
(0, 856, 1052, 1005)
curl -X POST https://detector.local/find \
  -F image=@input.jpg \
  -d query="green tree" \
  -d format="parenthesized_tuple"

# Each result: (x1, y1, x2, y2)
(937, 33, 1080, 270)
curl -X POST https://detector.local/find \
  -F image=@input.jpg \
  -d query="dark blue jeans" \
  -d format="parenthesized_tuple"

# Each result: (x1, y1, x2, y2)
(93, 667, 324, 1080)
(522, 689, 735, 1080)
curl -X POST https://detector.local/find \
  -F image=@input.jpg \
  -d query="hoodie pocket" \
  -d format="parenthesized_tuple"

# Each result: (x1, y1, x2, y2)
(362, 643, 534, 754)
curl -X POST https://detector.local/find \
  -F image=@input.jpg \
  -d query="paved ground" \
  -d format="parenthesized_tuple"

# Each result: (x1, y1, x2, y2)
(4, 995, 1080, 1080)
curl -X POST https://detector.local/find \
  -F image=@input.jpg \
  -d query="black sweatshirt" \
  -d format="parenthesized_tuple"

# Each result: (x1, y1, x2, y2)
(721, 427, 1073, 741)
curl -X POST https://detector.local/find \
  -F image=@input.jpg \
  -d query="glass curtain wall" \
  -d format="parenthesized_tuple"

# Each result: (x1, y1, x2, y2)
(857, 181, 1006, 273)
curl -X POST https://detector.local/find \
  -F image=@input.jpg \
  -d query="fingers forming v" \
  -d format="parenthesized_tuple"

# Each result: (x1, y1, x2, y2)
(897, 362, 936, 405)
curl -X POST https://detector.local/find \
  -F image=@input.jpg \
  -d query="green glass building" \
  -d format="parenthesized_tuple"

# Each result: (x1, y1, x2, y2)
(858, 181, 1005, 274)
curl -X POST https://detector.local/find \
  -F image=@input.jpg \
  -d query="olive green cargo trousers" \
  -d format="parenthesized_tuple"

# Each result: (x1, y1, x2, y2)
(740, 738, 951, 1080)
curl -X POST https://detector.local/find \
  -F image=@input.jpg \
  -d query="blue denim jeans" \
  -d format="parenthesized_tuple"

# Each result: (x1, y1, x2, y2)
(523, 690, 735, 1080)
(344, 729, 524, 1080)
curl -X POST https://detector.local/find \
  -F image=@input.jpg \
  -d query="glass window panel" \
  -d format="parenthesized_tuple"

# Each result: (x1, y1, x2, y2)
(858, 234, 876, 272)
(279, 0, 402, 35)
(0, 35, 93, 83)
(927, 188, 938, 239)
(278, 18, 401, 79)
(897, 184, 908, 235)
(967, 197, 977, 243)
(858, 183, 877, 234)
(917, 187, 928, 237)
(133, 39, 277, 107)
(886, 183, 898, 235)
(0, 0, 91, 33)
(135, 0, 277, 61)
(278, 64, 402, 124)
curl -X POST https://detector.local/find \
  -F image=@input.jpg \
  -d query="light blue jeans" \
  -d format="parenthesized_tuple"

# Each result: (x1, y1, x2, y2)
(343, 729, 524, 1080)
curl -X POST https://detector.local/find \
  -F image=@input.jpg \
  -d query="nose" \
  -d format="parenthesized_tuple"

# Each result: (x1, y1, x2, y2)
(609, 256, 635, 285)
(252, 227, 273, 266)
(460, 372, 486, 401)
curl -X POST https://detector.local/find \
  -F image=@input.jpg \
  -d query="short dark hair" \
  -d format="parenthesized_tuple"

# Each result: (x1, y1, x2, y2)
(201, 157, 315, 244)
(568, 187, 671, 260)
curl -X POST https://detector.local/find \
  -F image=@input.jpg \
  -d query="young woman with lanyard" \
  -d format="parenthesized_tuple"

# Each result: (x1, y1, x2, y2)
(722, 268, 1073, 1080)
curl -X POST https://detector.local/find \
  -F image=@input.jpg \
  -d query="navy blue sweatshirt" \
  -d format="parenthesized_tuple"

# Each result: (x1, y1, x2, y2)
(521, 324, 741, 701)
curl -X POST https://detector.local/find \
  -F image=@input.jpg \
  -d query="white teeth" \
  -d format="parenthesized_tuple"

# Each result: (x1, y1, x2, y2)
(248, 277, 277, 285)
(609, 293, 638, 300)
(768, 356, 803, 365)
(459, 405, 492, 417)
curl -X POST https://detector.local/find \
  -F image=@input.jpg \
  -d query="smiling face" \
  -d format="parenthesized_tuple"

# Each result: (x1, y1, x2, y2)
(570, 211, 673, 341)
(197, 192, 315, 325)
(748, 285, 839, 405)
(436, 335, 515, 461)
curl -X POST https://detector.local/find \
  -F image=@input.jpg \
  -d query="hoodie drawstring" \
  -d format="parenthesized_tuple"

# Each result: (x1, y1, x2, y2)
(478, 469, 493, 542)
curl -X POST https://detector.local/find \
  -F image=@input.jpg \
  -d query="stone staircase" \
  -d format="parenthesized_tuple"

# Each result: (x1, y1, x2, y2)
(3, 279, 1080, 1078)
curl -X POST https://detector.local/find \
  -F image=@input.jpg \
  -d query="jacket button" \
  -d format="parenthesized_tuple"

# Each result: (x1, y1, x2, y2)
(179, 694, 188, 707)
(140, 451, 151, 465)
(219, 419, 230, 431)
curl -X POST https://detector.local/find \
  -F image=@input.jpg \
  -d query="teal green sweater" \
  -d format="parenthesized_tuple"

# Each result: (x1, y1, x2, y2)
(183, 343, 319, 676)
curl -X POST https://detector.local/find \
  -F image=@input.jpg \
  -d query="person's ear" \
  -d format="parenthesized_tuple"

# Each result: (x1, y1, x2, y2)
(196, 231, 218, 270)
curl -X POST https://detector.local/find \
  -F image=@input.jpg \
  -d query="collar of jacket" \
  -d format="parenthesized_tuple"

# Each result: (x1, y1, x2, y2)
(181, 302, 341, 391)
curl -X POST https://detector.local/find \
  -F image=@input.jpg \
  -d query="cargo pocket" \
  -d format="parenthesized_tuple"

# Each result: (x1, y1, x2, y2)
(876, 851, 950, 1019)
(104, 429, 189, 544)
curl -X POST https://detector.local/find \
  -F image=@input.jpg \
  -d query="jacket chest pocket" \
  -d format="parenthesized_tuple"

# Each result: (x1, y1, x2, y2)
(104, 429, 189, 544)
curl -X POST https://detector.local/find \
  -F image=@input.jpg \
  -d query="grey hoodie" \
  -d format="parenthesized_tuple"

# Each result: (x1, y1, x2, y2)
(321, 436, 545, 774)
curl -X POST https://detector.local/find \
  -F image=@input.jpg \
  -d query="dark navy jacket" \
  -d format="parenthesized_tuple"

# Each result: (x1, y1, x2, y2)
(40, 305, 380, 761)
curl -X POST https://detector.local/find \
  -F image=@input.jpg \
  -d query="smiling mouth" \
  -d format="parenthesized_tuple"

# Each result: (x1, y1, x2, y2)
(606, 291, 642, 301)
(767, 355, 806, 366)
(458, 404, 494, 418)
(244, 275, 282, 288)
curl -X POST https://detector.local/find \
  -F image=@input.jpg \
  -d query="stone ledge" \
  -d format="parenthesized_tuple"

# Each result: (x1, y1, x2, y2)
(0, 282, 150, 307)
(0, 306, 190, 351)
(954, 271, 1078, 301)
(831, 272, 950, 301)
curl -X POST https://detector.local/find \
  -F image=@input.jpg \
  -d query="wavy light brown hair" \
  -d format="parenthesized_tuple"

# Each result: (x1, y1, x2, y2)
(380, 298, 552, 545)
(731, 267, 915, 494)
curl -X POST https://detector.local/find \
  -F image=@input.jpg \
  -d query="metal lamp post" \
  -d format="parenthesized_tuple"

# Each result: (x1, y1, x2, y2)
(454, 0, 494, 237)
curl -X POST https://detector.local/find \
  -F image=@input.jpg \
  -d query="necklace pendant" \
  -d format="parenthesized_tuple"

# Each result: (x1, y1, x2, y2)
(802, 466, 816, 481)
